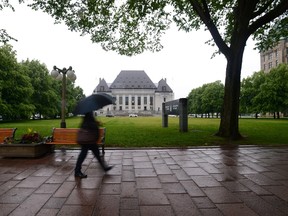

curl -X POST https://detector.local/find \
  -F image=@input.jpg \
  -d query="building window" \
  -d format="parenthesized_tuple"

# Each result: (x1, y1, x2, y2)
(163, 97, 166, 102)
(119, 106, 122, 111)
(138, 97, 141, 105)
(268, 62, 273, 69)
(276, 60, 278, 66)
(131, 97, 135, 105)
(144, 97, 147, 105)
(119, 97, 123, 105)
(268, 52, 273, 60)
(275, 50, 278, 58)
(125, 97, 129, 105)
(150, 96, 153, 105)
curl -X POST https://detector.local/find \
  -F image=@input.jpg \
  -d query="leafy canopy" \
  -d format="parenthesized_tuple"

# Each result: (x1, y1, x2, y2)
(26, 0, 288, 56)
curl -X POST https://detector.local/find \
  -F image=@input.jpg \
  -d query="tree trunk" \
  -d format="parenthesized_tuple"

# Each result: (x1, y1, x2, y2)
(216, 48, 244, 140)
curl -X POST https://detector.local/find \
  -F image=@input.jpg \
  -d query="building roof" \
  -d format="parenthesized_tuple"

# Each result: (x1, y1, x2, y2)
(110, 70, 157, 89)
(94, 78, 111, 93)
(156, 78, 173, 92)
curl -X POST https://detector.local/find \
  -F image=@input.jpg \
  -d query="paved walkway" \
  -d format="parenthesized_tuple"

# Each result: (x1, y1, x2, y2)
(0, 146, 288, 216)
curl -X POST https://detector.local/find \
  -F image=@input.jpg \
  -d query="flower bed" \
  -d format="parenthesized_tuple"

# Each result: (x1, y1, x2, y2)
(0, 128, 53, 158)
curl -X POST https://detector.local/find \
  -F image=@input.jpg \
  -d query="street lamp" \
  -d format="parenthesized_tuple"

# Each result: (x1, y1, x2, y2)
(51, 66, 76, 128)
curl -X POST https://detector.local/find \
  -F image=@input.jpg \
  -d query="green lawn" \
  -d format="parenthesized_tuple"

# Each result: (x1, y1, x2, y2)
(1, 116, 287, 147)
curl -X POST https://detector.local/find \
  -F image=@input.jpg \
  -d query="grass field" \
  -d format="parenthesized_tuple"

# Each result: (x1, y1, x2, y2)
(1, 116, 288, 147)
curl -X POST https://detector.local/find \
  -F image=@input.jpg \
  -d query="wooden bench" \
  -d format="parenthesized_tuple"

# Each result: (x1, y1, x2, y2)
(46, 128, 106, 155)
(0, 128, 17, 144)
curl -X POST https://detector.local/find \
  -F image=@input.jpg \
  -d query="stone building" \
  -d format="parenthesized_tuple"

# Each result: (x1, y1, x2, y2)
(260, 38, 288, 73)
(93, 70, 174, 116)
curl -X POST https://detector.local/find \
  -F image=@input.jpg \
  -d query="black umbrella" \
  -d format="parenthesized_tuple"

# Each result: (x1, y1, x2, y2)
(73, 93, 115, 115)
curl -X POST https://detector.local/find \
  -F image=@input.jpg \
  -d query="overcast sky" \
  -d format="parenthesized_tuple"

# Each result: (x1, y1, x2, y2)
(0, 3, 260, 98)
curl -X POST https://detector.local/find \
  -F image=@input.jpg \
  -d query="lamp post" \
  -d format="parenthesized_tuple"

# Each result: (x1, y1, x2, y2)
(51, 66, 76, 128)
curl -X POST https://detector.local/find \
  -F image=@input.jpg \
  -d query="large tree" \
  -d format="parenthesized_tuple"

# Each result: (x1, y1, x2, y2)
(188, 86, 204, 115)
(188, 80, 224, 117)
(20, 59, 60, 118)
(201, 80, 224, 118)
(254, 64, 288, 118)
(0, 44, 34, 120)
(3, 1, 288, 140)
(240, 71, 267, 116)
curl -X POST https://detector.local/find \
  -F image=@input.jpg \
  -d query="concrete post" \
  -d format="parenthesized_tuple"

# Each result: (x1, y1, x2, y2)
(179, 98, 188, 132)
(162, 102, 168, 127)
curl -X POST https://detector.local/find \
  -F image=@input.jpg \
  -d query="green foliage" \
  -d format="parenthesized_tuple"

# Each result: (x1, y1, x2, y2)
(0, 44, 34, 119)
(201, 80, 224, 115)
(20, 59, 58, 118)
(257, 64, 288, 114)
(0, 44, 85, 120)
(254, 12, 288, 52)
(27, 1, 288, 56)
(65, 80, 85, 114)
(240, 64, 288, 117)
(188, 81, 224, 116)
(188, 86, 203, 114)
(240, 70, 267, 114)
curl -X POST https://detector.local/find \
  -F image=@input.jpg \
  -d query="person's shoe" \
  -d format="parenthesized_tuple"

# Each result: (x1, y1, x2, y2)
(74, 172, 87, 178)
(104, 166, 113, 172)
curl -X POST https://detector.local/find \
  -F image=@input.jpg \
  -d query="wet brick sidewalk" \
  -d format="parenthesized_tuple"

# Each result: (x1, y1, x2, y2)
(0, 146, 288, 216)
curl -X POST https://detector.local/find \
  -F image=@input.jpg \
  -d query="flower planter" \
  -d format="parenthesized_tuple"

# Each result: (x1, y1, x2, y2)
(0, 143, 54, 158)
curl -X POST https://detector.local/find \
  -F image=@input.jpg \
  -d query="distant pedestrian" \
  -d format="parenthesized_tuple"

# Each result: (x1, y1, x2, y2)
(75, 112, 113, 178)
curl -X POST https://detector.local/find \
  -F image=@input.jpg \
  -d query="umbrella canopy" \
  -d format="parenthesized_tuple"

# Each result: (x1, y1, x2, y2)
(73, 93, 115, 115)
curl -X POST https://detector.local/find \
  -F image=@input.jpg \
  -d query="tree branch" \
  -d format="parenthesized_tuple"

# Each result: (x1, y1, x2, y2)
(248, 0, 288, 35)
(251, 0, 274, 19)
(188, 0, 230, 57)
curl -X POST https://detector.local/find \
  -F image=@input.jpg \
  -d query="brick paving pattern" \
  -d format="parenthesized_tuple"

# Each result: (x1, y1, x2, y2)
(0, 146, 288, 216)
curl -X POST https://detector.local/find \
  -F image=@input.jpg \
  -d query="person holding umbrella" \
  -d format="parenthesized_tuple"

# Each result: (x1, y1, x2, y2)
(75, 111, 113, 178)
(73, 93, 115, 178)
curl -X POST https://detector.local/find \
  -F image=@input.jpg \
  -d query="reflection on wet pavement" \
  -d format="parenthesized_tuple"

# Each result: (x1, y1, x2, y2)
(0, 146, 288, 215)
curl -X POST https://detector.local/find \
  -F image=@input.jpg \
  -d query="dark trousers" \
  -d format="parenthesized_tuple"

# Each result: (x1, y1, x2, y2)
(75, 144, 105, 173)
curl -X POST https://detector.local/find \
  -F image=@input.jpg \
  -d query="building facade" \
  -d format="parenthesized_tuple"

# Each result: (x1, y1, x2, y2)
(93, 70, 174, 116)
(260, 38, 288, 73)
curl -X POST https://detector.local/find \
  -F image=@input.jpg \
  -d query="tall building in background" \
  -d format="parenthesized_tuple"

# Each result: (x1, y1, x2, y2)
(260, 38, 288, 73)
(93, 70, 174, 116)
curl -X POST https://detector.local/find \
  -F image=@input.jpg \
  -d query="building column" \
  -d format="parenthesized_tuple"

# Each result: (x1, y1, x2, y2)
(129, 95, 132, 111)
(141, 95, 144, 110)
(116, 95, 119, 110)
